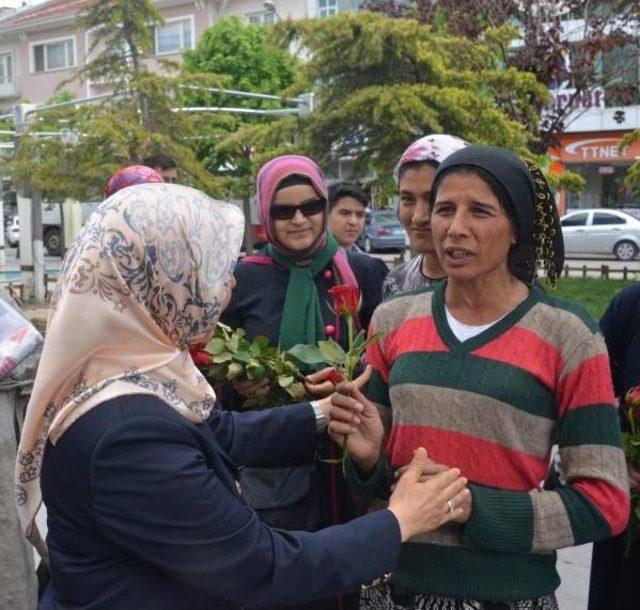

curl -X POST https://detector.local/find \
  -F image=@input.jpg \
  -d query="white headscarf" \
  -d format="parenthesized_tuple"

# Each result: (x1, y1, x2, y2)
(15, 183, 244, 553)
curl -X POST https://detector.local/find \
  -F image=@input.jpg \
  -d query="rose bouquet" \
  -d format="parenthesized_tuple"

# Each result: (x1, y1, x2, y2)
(190, 323, 310, 408)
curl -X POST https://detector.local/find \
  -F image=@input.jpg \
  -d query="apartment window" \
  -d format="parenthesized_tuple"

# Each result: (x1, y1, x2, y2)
(0, 53, 12, 84)
(32, 38, 75, 72)
(247, 11, 276, 26)
(602, 43, 640, 105)
(154, 17, 193, 55)
(318, 0, 338, 18)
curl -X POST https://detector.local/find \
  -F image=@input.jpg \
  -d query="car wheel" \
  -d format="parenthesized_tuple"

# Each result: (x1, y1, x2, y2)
(364, 237, 373, 253)
(44, 227, 61, 256)
(613, 240, 638, 261)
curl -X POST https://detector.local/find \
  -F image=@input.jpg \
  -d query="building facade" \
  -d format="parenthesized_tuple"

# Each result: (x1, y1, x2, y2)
(548, 17, 640, 213)
(0, 0, 354, 108)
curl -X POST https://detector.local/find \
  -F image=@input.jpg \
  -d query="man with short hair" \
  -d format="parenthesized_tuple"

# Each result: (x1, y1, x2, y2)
(142, 154, 179, 184)
(327, 182, 368, 253)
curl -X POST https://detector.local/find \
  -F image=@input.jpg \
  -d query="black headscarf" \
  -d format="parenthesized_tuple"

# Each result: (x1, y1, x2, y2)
(432, 146, 564, 287)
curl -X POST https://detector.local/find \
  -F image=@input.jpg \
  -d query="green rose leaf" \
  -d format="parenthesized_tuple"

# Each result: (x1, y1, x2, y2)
(318, 339, 346, 364)
(287, 382, 308, 400)
(226, 362, 245, 380)
(288, 344, 327, 366)
(206, 337, 225, 355)
(235, 350, 252, 364)
(278, 375, 295, 388)
(212, 352, 233, 364)
(228, 335, 240, 353)
(247, 363, 267, 380)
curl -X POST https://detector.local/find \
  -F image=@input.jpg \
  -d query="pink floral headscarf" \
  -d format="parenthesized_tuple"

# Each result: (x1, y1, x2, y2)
(103, 165, 164, 199)
(393, 134, 469, 184)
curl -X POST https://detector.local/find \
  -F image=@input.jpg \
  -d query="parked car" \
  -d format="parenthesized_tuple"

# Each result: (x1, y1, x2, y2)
(560, 208, 640, 261)
(357, 211, 406, 253)
(4, 215, 19, 247)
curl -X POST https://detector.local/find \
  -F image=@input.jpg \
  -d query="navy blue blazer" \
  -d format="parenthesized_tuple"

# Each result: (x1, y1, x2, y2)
(40, 394, 400, 609)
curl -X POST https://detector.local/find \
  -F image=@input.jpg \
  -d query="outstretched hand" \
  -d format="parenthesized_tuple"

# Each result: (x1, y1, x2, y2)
(327, 367, 383, 472)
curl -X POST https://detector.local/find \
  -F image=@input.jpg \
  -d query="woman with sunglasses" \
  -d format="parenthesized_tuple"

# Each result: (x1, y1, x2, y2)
(220, 155, 388, 610)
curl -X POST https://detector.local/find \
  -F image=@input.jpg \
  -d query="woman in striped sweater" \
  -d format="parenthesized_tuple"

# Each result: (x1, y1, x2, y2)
(329, 146, 630, 610)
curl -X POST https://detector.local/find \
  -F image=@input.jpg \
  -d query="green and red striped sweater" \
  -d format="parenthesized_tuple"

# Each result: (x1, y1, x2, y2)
(350, 281, 629, 601)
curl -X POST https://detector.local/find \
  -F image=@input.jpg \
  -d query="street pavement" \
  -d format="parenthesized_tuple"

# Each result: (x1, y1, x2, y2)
(557, 545, 591, 610)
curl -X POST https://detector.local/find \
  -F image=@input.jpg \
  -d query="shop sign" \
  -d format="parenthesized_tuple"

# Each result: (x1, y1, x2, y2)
(598, 166, 615, 175)
(556, 133, 640, 163)
(550, 88, 605, 113)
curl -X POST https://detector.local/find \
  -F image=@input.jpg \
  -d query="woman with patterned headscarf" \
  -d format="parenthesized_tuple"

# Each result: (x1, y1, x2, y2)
(15, 183, 468, 609)
(330, 146, 630, 610)
(382, 134, 468, 299)
(220, 154, 389, 610)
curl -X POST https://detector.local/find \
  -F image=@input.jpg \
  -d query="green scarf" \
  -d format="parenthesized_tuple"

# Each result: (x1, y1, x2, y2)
(267, 234, 338, 352)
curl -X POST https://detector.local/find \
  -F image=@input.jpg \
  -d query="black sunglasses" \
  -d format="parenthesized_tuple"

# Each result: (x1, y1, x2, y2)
(270, 198, 327, 221)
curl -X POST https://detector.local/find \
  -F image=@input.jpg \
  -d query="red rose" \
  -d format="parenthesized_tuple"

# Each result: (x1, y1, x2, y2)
(325, 369, 344, 385)
(190, 348, 212, 368)
(328, 285, 361, 317)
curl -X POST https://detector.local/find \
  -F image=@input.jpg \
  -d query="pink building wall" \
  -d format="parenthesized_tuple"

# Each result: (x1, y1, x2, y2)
(19, 25, 86, 102)
(0, 0, 311, 106)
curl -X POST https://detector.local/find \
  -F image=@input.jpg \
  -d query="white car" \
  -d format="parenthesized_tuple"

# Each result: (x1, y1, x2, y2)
(560, 208, 640, 261)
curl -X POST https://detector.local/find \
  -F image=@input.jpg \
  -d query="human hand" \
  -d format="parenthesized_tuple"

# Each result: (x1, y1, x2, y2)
(328, 373, 383, 472)
(305, 365, 372, 397)
(233, 378, 271, 400)
(388, 448, 470, 542)
(392, 459, 473, 523)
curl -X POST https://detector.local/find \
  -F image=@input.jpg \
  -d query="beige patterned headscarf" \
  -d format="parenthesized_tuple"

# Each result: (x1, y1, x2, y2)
(15, 183, 244, 554)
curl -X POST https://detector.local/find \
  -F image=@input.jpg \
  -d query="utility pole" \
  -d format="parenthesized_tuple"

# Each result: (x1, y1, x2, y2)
(13, 102, 43, 302)
(31, 188, 45, 302)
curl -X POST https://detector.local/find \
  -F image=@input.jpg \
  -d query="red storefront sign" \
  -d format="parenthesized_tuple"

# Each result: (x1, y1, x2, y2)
(551, 132, 640, 164)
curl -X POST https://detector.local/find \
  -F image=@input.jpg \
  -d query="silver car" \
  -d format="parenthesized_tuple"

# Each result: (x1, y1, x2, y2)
(561, 208, 640, 261)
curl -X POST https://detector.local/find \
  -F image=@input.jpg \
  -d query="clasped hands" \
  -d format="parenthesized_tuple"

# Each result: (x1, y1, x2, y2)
(326, 368, 473, 542)
(235, 365, 472, 542)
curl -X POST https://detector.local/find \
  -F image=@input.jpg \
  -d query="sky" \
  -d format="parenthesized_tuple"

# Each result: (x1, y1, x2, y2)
(1, 0, 46, 10)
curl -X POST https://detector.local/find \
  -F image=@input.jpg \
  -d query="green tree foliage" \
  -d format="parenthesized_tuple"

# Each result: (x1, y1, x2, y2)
(363, 1, 640, 151)
(183, 16, 296, 97)
(74, 0, 163, 89)
(11, 76, 233, 201)
(221, 12, 546, 190)
(11, 0, 232, 200)
(181, 16, 298, 195)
